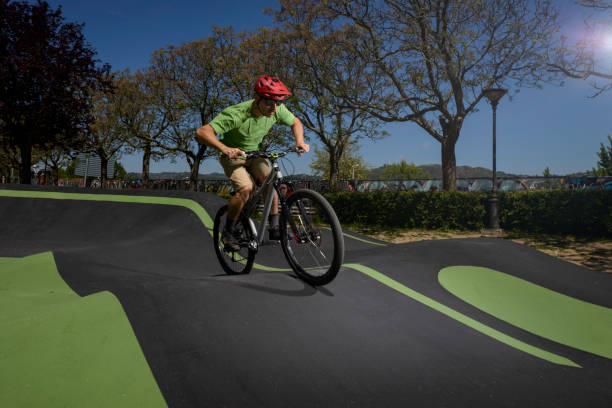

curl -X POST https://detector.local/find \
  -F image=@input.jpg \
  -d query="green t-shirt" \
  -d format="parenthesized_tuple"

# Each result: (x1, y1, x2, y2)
(209, 99, 295, 152)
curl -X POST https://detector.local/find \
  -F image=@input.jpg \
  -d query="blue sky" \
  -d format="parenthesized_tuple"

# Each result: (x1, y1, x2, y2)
(45, 0, 612, 176)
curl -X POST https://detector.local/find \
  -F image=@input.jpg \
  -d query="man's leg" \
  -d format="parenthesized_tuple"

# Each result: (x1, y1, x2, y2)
(226, 186, 251, 220)
(219, 157, 254, 250)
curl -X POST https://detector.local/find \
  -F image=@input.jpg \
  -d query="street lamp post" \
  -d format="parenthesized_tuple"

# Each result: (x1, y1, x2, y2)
(482, 88, 507, 231)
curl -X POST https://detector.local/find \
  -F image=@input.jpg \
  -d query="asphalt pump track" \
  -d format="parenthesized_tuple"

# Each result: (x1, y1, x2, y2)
(1, 186, 611, 407)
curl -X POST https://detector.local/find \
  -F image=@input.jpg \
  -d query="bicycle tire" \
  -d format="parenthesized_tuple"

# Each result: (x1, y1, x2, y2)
(280, 189, 344, 286)
(213, 204, 256, 275)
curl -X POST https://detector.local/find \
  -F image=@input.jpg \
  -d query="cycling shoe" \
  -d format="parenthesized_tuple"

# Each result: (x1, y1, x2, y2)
(268, 226, 281, 241)
(222, 230, 240, 252)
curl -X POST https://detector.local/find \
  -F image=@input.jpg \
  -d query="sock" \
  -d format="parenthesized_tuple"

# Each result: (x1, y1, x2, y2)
(268, 214, 279, 229)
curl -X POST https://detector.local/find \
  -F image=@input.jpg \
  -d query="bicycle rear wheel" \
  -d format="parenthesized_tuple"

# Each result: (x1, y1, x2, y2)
(280, 189, 344, 286)
(213, 205, 256, 275)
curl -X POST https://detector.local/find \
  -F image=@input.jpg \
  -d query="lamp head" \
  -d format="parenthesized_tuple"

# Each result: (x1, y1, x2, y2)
(483, 88, 508, 105)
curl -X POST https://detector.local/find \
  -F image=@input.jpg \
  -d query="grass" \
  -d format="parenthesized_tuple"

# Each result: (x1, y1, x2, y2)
(349, 224, 612, 274)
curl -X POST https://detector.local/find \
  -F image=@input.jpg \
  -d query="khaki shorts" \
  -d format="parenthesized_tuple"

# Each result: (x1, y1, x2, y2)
(219, 155, 271, 192)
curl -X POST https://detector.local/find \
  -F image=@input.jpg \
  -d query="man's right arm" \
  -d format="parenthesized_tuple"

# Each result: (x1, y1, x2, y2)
(196, 124, 245, 159)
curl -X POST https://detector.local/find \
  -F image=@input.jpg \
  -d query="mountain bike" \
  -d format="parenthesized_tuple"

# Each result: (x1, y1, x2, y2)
(212, 147, 344, 286)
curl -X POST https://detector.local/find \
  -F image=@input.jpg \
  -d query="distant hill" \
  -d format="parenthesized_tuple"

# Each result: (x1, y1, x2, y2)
(126, 171, 318, 181)
(126, 172, 228, 180)
(366, 164, 524, 179)
(127, 165, 531, 181)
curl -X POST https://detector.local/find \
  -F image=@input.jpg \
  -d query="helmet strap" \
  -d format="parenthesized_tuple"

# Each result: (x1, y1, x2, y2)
(252, 96, 264, 117)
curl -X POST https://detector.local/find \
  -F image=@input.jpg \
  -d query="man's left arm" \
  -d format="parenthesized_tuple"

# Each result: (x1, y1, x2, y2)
(291, 116, 309, 154)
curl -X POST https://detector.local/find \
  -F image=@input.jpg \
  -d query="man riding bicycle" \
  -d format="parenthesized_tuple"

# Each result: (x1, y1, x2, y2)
(196, 75, 309, 251)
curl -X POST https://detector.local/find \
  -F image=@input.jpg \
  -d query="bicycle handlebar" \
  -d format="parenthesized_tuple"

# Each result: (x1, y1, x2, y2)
(244, 147, 304, 160)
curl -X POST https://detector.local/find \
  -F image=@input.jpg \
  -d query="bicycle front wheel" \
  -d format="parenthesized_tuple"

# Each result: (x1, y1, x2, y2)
(280, 189, 344, 286)
(213, 205, 256, 275)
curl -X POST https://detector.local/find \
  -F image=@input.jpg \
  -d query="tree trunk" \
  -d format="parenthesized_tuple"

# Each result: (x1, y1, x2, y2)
(142, 146, 151, 187)
(52, 165, 60, 185)
(18, 140, 32, 184)
(441, 137, 457, 191)
(328, 147, 340, 192)
(188, 144, 207, 192)
(100, 156, 109, 184)
(189, 163, 199, 192)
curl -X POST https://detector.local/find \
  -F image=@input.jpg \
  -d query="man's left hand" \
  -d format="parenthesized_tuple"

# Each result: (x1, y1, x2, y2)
(297, 142, 309, 155)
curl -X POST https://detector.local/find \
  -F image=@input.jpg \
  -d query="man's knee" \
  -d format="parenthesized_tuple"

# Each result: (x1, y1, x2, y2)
(236, 184, 253, 199)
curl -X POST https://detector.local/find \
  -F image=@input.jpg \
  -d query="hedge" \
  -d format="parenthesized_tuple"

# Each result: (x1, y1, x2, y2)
(324, 190, 611, 238)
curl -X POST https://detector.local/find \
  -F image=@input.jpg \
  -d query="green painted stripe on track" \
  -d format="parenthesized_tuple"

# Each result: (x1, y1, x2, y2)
(0, 190, 384, 272)
(344, 263, 581, 368)
(0, 189, 296, 274)
(253, 262, 291, 272)
(322, 226, 387, 247)
(0, 252, 167, 407)
(342, 231, 387, 246)
(0, 189, 214, 230)
(439, 266, 612, 361)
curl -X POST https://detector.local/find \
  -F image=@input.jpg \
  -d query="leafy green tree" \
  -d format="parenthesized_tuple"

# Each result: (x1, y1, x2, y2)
(309, 143, 368, 180)
(0, 0, 111, 183)
(87, 84, 128, 183)
(40, 147, 74, 185)
(591, 135, 612, 176)
(273, 0, 561, 191)
(541, 166, 559, 189)
(382, 160, 430, 180)
(113, 161, 127, 179)
(61, 161, 75, 179)
(0, 132, 20, 177)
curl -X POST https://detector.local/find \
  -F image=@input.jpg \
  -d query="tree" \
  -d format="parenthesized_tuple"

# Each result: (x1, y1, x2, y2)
(87, 85, 127, 183)
(275, 0, 561, 191)
(267, 9, 388, 190)
(0, 0, 111, 183)
(591, 135, 612, 176)
(112, 70, 171, 185)
(309, 143, 369, 180)
(40, 146, 73, 185)
(62, 160, 75, 179)
(0, 131, 20, 178)
(226, 27, 298, 151)
(147, 30, 244, 191)
(113, 161, 127, 179)
(548, 0, 612, 96)
(382, 160, 430, 180)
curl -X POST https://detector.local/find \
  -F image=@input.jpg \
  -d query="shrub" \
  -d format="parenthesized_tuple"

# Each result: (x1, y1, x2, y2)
(324, 190, 611, 238)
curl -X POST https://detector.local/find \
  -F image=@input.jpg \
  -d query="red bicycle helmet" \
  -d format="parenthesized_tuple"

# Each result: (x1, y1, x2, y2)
(254, 75, 292, 100)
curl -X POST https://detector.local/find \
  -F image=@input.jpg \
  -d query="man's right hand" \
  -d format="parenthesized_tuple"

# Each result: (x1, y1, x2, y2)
(223, 147, 246, 160)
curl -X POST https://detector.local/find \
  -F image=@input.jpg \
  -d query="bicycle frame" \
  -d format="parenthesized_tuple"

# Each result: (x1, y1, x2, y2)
(240, 158, 283, 247)
(241, 155, 306, 248)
